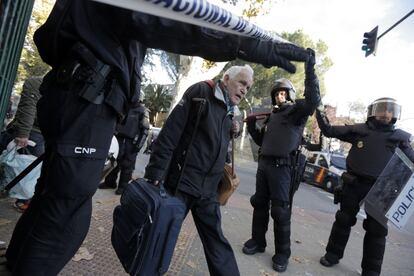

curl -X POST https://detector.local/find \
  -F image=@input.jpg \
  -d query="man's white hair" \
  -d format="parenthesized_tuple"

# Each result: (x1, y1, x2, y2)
(222, 64, 254, 80)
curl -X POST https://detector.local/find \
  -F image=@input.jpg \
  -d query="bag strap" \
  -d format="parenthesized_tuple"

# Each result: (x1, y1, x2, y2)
(204, 79, 215, 88)
(231, 136, 235, 176)
(174, 97, 206, 193)
(4, 153, 45, 191)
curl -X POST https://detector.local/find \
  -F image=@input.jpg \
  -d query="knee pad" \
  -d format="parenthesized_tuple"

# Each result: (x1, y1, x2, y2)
(271, 205, 291, 224)
(250, 195, 269, 210)
(363, 219, 388, 237)
(335, 210, 357, 227)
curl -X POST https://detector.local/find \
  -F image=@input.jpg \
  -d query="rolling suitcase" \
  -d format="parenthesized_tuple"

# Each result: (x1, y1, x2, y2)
(111, 178, 186, 275)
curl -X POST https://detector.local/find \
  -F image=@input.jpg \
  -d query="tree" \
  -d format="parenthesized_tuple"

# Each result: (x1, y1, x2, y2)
(143, 84, 174, 126)
(15, 0, 54, 93)
(347, 100, 366, 121)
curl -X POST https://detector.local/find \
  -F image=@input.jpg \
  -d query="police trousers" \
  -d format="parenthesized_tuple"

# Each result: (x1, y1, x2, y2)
(104, 136, 138, 188)
(249, 157, 293, 259)
(325, 176, 388, 274)
(175, 189, 240, 276)
(6, 73, 117, 275)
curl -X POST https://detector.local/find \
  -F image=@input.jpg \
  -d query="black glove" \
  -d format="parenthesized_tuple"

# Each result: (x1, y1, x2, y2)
(238, 37, 309, 73)
(305, 48, 316, 76)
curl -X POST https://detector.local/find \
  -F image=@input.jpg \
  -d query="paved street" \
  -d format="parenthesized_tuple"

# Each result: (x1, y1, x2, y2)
(1, 154, 414, 275)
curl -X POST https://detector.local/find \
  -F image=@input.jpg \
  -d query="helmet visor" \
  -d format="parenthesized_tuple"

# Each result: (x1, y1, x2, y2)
(368, 101, 401, 120)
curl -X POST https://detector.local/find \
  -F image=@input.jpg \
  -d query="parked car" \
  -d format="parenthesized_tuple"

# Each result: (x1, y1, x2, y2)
(302, 151, 346, 192)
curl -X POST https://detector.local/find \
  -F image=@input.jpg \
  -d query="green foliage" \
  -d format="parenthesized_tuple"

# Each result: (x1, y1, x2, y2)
(143, 84, 174, 124)
(15, 0, 54, 94)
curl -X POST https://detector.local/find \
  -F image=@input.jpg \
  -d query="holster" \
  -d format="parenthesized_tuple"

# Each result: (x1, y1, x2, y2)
(333, 172, 357, 205)
(56, 42, 112, 104)
(341, 172, 357, 185)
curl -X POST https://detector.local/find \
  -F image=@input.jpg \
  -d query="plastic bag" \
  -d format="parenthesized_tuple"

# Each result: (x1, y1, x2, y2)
(0, 145, 41, 200)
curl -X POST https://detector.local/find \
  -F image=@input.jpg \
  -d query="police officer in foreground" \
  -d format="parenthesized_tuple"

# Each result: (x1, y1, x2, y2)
(242, 49, 320, 272)
(5, 1, 311, 274)
(145, 65, 253, 276)
(100, 93, 149, 195)
(316, 98, 414, 276)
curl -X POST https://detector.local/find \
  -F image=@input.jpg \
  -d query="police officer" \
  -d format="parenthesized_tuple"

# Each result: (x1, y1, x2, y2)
(317, 98, 414, 276)
(5, 1, 310, 274)
(100, 93, 149, 195)
(242, 49, 320, 272)
(145, 65, 253, 276)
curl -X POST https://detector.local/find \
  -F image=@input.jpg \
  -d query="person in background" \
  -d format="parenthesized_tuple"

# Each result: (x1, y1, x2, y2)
(242, 49, 320, 273)
(0, 76, 45, 212)
(100, 94, 149, 195)
(316, 97, 414, 276)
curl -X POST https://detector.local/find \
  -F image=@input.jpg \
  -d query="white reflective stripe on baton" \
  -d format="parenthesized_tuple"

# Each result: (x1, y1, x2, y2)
(91, 0, 289, 43)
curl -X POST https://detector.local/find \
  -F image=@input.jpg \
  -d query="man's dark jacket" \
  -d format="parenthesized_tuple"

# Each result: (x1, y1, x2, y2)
(145, 81, 233, 197)
(33, 0, 241, 117)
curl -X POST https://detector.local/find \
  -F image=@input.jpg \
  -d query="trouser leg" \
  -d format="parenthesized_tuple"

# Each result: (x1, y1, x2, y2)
(118, 139, 138, 189)
(104, 164, 119, 187)
(271, 203, 292, 259)
(249, 162, 270, 247)
(361, 215, 388, 274)
(5, 148, 52, 268)
(267, 163, 292, 261)
(192, 197, 240, 276)
(325, 183, 363, 262)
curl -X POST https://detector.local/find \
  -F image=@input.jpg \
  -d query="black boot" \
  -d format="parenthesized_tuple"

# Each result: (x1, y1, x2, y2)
(320, 253, 339, 267)
(242, 239, 265, 255)
(100, 165, 119, 189)
(272, 254, 288, 272)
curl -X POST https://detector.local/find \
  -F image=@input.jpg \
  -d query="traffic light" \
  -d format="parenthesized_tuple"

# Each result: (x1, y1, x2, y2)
(362, 26, 379, 57)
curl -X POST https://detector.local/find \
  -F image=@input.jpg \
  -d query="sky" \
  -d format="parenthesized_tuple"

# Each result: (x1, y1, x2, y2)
(254, 0, 414, 132)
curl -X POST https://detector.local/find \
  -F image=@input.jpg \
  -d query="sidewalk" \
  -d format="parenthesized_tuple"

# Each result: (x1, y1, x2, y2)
(1, 158, 413, 275)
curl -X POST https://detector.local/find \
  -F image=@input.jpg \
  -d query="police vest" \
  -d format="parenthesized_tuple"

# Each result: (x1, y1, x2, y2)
(347, 123, 411, 178)
(260, 105, 305, 158)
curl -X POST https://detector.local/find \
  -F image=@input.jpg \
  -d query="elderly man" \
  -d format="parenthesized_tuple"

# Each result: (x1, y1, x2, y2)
(145, 65, 253, 276)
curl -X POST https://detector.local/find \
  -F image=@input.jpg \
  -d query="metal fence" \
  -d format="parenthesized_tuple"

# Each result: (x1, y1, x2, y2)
(0, 0, 35, 129)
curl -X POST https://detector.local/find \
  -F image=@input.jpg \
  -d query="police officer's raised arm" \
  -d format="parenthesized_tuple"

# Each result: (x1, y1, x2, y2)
(289, 49, 320, 126)
(315, 107, 355, 143)
(128, 11, 309, 73)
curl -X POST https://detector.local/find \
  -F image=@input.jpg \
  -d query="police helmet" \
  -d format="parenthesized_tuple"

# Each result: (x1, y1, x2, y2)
(271, 78, 296, 105)
(367, 97, 401, 124)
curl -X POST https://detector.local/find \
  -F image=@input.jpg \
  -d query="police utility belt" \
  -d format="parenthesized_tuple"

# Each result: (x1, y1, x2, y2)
(56, 42, 111, 104)
(260, 155, 293, 166)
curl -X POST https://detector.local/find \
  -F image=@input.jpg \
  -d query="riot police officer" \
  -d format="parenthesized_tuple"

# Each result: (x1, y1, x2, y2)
(100, 93, 149, 195)
(242, 49, 320, 272)
(5, 1, 311, 274)
(317, 98, 414, 276)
